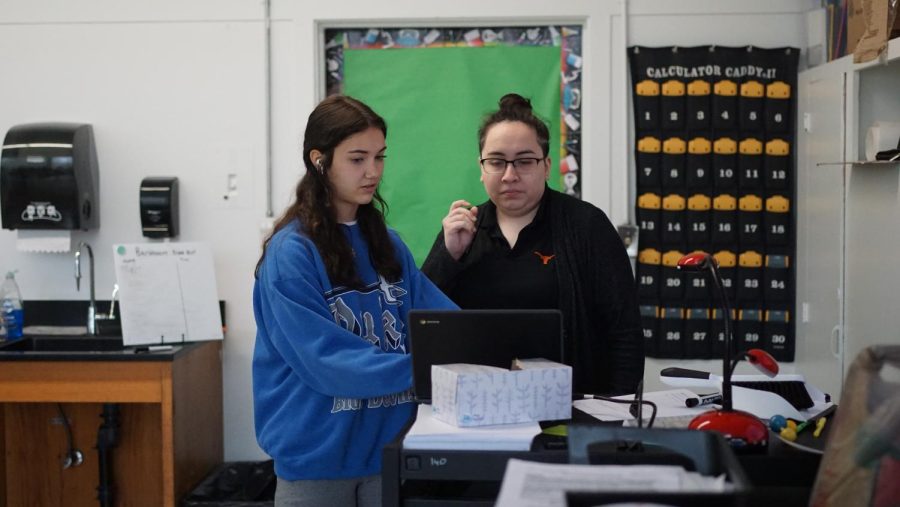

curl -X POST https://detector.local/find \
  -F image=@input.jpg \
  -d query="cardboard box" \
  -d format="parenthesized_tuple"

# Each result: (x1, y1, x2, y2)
(430, 358, 572, 427)
(847, 0, 865, 55)
(848, 0, 898, 61)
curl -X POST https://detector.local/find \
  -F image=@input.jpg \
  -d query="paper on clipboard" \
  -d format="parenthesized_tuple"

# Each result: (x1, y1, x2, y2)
(113, 242, 223, 346)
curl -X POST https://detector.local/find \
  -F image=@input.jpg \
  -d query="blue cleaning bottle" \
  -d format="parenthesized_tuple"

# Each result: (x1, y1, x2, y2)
(0, 271, 24, 340)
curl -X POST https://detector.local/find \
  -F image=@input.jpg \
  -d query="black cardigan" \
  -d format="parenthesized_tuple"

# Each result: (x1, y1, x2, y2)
(422, 188, 644, 396)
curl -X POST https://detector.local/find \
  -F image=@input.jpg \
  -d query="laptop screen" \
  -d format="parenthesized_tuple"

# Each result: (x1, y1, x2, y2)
(407, 309, 564, 403)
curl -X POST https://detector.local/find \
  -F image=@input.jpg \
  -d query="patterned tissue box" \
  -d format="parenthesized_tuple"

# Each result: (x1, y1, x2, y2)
(430, 358, 572, 427)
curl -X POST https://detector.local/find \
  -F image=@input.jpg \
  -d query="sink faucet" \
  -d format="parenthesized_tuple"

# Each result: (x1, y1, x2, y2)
(74, 241, 97, 336)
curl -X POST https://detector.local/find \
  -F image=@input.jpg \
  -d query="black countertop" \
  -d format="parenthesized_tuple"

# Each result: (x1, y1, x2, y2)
(0, 335, 197, 362)
(0, 300, 223, 361)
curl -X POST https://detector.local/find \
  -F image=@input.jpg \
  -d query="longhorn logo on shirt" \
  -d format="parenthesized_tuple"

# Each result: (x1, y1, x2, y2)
(534, 251, 556, 265)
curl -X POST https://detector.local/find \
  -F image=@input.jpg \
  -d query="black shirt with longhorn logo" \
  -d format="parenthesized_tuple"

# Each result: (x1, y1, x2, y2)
(447, 189, 559, 310)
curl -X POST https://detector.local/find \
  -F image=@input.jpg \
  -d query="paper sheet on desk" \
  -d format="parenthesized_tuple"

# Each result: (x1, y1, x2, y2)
(495, 459, 730, 507)
(574, 389, 704, 421)
(112, 242, 223, 347)
(404, 404, 541, 451)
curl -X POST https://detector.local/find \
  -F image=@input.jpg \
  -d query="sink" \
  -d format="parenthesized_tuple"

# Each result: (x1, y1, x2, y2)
(0, 335, 125, 353)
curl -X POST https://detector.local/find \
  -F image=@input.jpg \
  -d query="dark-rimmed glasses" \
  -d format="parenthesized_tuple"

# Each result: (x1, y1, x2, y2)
(479, 157, 545, 174)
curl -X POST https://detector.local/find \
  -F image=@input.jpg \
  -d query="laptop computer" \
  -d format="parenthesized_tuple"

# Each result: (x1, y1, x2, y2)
(407, 309, 564, 403)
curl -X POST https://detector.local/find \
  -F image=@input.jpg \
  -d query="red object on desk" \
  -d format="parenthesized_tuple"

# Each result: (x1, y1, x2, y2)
(686, 348, 777, 452)
(688, 409, 769, 450)
(746, 348, 779, 376)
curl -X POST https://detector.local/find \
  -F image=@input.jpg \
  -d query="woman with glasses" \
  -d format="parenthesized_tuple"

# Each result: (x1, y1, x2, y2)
(253, 95, 456, 507)
(422, 93, 643, 397)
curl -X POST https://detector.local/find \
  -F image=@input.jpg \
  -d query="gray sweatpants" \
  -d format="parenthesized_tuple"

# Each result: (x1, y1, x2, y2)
(275, 475, 381, 507)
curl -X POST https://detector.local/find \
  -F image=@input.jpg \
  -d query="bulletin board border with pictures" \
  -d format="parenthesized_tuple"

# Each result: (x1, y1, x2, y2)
(628, 45, 799, 362)
(323, 26, 584, 198)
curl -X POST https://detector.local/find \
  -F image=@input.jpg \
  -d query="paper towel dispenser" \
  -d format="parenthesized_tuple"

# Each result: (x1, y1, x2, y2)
(0, 123, 99, 230)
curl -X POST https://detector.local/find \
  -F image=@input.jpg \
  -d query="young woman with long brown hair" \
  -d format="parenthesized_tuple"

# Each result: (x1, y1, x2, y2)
(253, 95, 455, 506)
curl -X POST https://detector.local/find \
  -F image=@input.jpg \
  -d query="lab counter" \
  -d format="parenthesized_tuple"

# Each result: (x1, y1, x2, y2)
(0, 336, 223, 506)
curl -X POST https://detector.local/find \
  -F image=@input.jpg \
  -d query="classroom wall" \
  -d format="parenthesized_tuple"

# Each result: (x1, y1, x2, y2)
(0, 0, 810, 461)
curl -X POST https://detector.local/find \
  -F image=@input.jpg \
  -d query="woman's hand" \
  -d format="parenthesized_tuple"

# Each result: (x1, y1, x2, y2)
(442, 200, 478, 261)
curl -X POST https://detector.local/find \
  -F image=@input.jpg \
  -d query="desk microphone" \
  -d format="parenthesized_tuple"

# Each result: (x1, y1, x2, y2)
(677, 252, 778, 452)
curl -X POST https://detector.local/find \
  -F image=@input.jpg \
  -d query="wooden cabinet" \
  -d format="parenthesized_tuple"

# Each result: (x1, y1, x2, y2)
(0, 341, 222, 506)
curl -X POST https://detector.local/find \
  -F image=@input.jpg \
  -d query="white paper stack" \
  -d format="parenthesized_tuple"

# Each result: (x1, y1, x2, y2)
(403, 404, 541, 451)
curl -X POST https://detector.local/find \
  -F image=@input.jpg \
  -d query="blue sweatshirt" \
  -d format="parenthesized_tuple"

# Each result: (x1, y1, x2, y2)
(253, 220, 456, 480)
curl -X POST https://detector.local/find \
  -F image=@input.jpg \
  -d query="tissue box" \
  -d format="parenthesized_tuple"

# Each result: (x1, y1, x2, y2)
(430, 358, 572, 427)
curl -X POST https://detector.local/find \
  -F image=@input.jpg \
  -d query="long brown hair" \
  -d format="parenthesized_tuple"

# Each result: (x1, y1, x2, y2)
(256, 95, 402, 287)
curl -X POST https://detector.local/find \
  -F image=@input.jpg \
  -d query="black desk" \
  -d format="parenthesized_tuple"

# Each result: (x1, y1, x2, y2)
(382, 410, 822, 507)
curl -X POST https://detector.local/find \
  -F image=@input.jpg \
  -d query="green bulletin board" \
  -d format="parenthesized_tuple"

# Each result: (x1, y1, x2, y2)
(343, 46, 561, 265)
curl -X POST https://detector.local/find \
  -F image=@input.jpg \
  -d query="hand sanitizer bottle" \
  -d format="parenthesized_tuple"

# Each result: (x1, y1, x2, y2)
(1, 271, 24, 340)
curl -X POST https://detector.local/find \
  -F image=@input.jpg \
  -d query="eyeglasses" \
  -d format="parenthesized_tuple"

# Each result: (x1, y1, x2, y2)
(479, 157, 546, 174)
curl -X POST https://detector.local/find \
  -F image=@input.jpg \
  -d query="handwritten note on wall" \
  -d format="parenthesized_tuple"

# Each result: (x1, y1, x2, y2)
(113, 242, 223, 346)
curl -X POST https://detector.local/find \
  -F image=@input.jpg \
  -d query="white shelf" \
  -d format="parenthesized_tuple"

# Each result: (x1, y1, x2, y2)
(889, 36, 900, 62)
(816, 160, 900, 166)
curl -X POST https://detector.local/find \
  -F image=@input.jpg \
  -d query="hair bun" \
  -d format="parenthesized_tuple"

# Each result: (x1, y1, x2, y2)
(498, 93, 533, 114)
(479, 92, 550, 158)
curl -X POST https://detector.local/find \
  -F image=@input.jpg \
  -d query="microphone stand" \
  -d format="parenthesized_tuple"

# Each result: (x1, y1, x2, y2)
(677, 252, 771, 452)
(708, 259, 734, 412)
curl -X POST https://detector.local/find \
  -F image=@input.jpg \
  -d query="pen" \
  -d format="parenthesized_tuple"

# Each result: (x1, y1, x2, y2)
(685, 392, 722, 408)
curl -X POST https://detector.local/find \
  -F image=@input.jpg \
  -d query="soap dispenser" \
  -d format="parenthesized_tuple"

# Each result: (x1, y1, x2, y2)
(140, 177, 178, 238)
